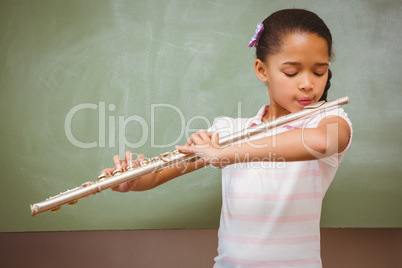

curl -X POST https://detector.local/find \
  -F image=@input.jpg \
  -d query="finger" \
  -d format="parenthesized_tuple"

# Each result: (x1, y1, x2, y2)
(113, 155, 123, 170)
(185, 130, 210, 146)
(184, 134, 197, 146)
(190, 133, 205, 145)
(175, 145, 196, 154)
(197, 129, 210, 141)
(111, 182, 130, 193)
(124, 150, 133, 167)
(101, 167, 114, 176)
(135, 154, 145, 164)
(211, 132, 220, 148)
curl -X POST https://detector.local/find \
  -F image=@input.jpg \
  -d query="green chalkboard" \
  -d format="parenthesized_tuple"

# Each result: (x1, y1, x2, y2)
(1, 0, 401, 232)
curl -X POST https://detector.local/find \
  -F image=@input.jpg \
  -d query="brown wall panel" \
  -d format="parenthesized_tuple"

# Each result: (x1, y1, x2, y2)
(0, 228, 401, 268)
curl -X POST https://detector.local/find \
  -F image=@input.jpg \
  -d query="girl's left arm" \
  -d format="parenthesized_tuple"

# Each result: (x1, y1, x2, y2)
(176, 116, 351, 166)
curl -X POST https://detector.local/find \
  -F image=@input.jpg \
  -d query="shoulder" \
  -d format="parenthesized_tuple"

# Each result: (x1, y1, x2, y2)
(305, 107, 352, 130)
(288, 106, 353, 155)
(316, 107, 353, 154)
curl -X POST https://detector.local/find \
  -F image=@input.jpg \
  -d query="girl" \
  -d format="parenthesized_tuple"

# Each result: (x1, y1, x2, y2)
(103, 9, 352, 268)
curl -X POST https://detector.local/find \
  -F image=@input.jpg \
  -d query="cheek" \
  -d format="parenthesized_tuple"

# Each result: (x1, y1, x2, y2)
(273, 78, 297, 95)
(316, 75, 328, 92)
(269, 80, 295, 102)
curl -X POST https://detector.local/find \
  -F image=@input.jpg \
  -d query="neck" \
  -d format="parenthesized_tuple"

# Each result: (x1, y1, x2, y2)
(262, 103, 291, 122)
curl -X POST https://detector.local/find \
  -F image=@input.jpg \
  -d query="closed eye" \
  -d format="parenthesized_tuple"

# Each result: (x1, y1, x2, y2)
(314, 72, 325, 77)
(284, 73, 297, 77)
(313, 67, 328, 77)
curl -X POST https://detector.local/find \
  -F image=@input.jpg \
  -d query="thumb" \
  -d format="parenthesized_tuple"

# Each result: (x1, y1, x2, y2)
(175, 145, 195, 154)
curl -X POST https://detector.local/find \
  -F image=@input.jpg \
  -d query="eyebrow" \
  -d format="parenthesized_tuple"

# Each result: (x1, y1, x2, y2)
(282, 62, 329, 66)
(282, 62, 300, 66)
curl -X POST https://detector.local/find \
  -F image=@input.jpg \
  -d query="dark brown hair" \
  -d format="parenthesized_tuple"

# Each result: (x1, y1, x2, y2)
(255, 9, 333, 101)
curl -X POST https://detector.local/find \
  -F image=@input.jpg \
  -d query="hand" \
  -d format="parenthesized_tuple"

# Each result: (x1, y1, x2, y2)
(175, 130, 229, 169)
(101, 150, 145, 193)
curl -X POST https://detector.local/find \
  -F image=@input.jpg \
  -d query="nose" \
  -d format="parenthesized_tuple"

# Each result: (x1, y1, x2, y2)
(298, 73, 313, 91)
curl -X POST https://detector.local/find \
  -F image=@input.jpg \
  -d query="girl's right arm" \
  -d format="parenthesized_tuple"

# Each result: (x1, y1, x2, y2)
(101, 151, 208, 192)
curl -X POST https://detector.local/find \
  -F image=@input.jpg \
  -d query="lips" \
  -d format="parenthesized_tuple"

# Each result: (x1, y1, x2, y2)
(297, 97, 313, 106)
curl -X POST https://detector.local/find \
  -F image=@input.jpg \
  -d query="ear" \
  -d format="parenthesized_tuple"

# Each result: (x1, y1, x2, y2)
(254, 59, 269, 82)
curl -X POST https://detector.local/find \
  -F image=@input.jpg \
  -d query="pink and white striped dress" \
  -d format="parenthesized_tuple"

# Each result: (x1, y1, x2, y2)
(211, 105, 353, 268)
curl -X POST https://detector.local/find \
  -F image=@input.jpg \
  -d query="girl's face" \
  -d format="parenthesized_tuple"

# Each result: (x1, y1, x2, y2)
(255, 32, 330, 118)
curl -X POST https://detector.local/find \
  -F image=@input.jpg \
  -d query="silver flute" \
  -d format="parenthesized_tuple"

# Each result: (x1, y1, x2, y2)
(30, 96, 350, 216)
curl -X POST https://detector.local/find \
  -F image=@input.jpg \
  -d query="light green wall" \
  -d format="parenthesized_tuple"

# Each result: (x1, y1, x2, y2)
(1, 0, 401, 232)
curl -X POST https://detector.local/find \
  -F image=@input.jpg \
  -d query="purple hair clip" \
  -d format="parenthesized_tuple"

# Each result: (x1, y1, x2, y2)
(248, 23, 264, 47)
